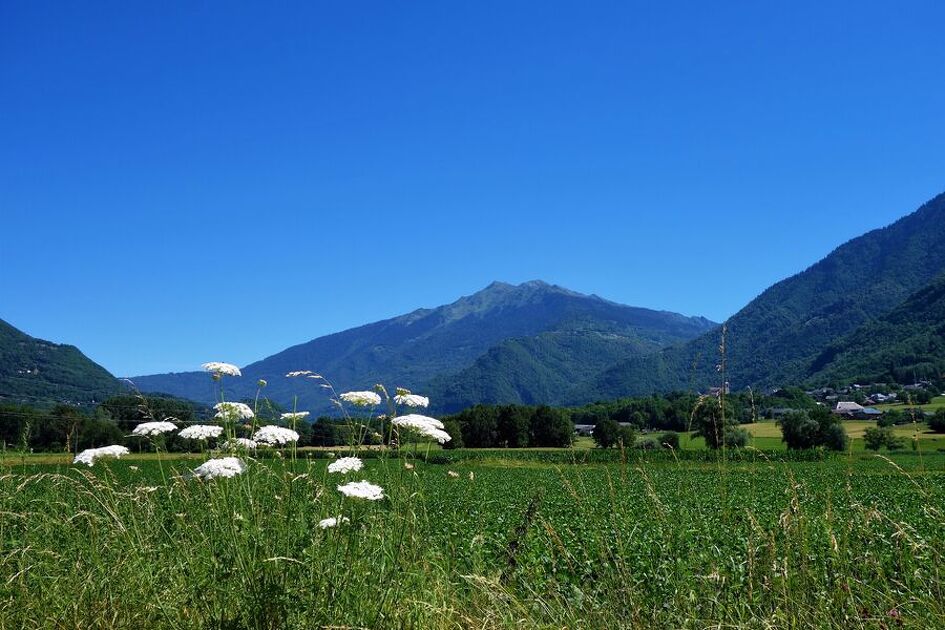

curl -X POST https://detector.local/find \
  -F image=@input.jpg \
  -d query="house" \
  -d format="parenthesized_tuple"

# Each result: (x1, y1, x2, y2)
(834, 401, 883, 420)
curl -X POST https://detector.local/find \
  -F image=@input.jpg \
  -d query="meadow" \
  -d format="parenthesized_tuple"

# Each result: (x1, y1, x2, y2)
(2, 448, 945, 629)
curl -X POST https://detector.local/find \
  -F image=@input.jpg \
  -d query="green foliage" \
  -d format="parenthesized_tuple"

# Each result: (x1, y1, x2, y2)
(777, 407, 848, 451)
(929, 409, 945, 434)
(659, 431, 680, 450)
(690, 397, 741, 449)
(592, 418, 621, 448)
(863, 425, 903, 451)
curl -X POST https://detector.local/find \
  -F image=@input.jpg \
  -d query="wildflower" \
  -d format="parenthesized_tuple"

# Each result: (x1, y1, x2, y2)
(280, 411, 310, 422)
(326, 451, 336, 458)
(222, 437, 258, 450)
(132, 421, 177, 436)
(201, 362, 242, 377)
(286, 370, 317, 378)
(391, 414, 451, 444)
(447, 470, 460, 478)
(191, 457, 247, 480)
(253, 425, 300, 446)
(337, 480, 385, 501)
(339, 391, 382, 406)
(327, 456, 363, 474)
(404, 462, 414, 470)
(394, 393, 430, 408)
(73, 445, 130, 466)
(178, 425, 224, 440)
(318, 516, 350, 529)
(469, 471, 475, 481)
(214, 402, 255, 421)
(257, 379, 267, 388)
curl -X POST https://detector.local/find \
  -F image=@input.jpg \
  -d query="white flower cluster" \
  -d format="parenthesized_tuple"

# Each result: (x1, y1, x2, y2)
(327, 456, 363, 474)
(73, 445, 130, 466)
(191, 457, 246, 480)
(337, 480, 385, 501)
(339, 391, 381, 406)
(394, 393, 430, 408)
(201, 362, 242, 377)
(286, 370, 319, 378)
(391, 414, 451, 444)
(252, 425, 300, 446)
(132, 421, 178, 436)
(214, 402, 255, 421)
(221, 437, 258, 451)
(318, 516, 350, 529)
(280, 411, 310, 421)
(178, 425, 224, 440)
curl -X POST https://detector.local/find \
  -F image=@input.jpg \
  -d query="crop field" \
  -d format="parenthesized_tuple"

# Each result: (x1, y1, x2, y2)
(2, 451, 945, 629)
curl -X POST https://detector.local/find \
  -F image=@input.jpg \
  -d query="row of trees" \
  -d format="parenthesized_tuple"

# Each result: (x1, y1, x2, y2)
(442, 404, 574, 448)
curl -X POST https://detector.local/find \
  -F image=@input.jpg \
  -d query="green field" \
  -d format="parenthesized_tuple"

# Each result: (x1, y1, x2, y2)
(875, 395, 945, 412)
(2, 450, 945, 629)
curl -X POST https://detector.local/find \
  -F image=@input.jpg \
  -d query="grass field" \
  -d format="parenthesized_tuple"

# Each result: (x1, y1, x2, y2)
(875, 395, 945, 412)
(2, 449, 945, 628)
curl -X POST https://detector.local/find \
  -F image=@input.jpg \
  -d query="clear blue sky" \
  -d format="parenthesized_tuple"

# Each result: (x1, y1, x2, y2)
(2, 1, 944, 377)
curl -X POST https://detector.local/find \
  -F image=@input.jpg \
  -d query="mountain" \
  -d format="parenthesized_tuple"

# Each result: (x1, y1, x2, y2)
(131, 281, 716, 412)
(0, 318, 121, 405)
(807, 273, 945, 385)
(575, 191, 945, 400)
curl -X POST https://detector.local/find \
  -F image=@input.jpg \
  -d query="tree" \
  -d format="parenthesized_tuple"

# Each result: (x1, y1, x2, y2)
(497, 406, 531, 448)
(530, 406, 573, 447)
(723, 427, 749, 448)
(441, 418, 464, 449)
(690, 397, 739, 449)
(777, 407, 847, 451)
(617, 424, 637, 448)
(592, 418, 620, 448)
(659, 431, 680, 450)
(864, 426, 894, 451)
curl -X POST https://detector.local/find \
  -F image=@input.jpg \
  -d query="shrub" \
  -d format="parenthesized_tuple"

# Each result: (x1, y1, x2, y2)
(928, 409, 945, 434)
(777, 407, 848, 451)
(659, 431, 680, 450)
(723, 427, 749, 448)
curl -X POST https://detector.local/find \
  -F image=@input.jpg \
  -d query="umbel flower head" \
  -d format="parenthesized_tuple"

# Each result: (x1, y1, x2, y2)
(318, 516, 350, 529)
(253, 425, 300, 446)
(214, 402, 255, 421)
(74, 445, 130, 466)
(178, 425, 224, 440)
(391, 414, 451, 444)
(191, 457, 247, 480)
(201, 362, 242, 378)
(286, 370, 320, 378)
(339, 391, 382, 406)
(132, 421, 178, 436)
(394, 393, 430, 408)
(221, 437, 258, 451)
(280, 411, 310, 422)
(337, 480, 385, 501)
(327, 456, 363, 474)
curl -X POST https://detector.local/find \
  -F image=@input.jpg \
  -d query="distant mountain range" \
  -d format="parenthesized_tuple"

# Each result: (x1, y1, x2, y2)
(0, 318, 121, 405)
(129, 281, 716, 413)
(5, 191, 945, 411)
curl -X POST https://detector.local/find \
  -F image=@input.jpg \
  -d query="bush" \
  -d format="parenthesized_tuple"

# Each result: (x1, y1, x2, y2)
(864, 425, 899, 451)
(928, 409, 945, 434)
(593, 418, 621, 448)
(659, 431, 680, 450)
(723, 427, 749, 448)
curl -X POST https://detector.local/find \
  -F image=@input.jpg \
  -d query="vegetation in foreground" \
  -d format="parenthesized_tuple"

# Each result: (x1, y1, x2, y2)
(2, 450, 945, 629)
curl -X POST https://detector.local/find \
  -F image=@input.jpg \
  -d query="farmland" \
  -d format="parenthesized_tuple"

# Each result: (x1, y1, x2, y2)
(2, 450, 945, 628)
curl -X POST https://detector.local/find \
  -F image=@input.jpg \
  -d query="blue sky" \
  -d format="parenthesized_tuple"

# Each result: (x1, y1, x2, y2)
(2, 1, 944, 376)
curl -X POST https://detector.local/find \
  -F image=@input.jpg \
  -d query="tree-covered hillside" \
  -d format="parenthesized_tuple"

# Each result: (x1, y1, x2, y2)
(0, 318, 121, 405)
(807, 273, 945, 385)
(575, 191, 945, 400)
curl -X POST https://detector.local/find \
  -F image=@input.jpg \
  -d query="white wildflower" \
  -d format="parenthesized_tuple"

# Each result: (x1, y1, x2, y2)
(191, 457, 247, 480)
(394, 394, 430, 408)
(391, 414, 451, 443)
(214, 402, 255, 421)
(447, 470, 460, 478)
(337, 480, 385, 501)
(178, 425, 224, 440)
(253, 425, 300, 446)
(280, 411, 310, 421)
(339, 391, 382, 406)
(132, 421, 178, 436)
(221, 437, 258, 450)
(201, 362, 241, 377)
(286, 370, 319, 378)
(318, 516, 350, 529)
(327, 456, 363, 474)
(73, 445, 130, 466)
